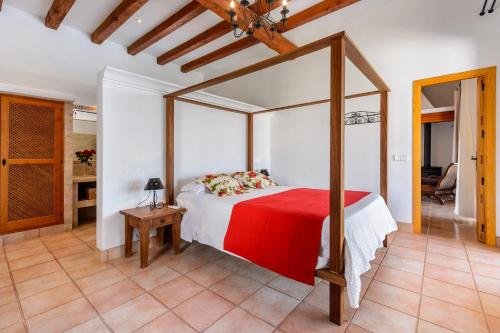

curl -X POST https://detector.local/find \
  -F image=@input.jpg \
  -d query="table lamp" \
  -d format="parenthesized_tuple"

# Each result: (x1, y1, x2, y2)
(144, 178, 164, 209)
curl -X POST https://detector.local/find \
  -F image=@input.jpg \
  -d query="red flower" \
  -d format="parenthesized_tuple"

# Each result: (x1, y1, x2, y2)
(248, 171, 257, 178)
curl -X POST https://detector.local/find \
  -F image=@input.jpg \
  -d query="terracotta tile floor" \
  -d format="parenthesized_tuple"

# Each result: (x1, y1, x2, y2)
(1, 222, 500, 332)
(421, 198, 477, 241)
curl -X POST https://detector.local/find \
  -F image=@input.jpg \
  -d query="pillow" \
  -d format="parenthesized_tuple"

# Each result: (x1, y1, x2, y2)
(180, 182, 206, 194)
(196, 174, 247, 197)
(233, 171, 277, 189)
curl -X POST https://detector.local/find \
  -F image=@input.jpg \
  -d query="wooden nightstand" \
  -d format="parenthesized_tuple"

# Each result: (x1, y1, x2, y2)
(119, 206, 186, 268)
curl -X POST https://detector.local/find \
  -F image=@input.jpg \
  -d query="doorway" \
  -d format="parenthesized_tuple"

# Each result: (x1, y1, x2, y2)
(412, 67, 496, 246)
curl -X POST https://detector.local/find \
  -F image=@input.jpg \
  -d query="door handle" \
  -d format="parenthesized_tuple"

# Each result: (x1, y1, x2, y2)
(1, 159, 6, 166)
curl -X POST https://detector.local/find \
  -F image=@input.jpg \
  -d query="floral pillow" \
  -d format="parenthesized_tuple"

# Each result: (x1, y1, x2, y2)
(196, 174, 247, 197)
(233, 171, 277, 189)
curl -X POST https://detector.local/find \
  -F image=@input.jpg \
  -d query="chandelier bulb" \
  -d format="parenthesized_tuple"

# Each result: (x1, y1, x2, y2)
(230, 0, 235, 9)
(282, 0, 287, 7)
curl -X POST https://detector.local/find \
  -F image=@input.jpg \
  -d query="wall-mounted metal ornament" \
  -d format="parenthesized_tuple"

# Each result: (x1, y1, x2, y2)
(480, 0, 496, 15)
(345, 111, 380, 125)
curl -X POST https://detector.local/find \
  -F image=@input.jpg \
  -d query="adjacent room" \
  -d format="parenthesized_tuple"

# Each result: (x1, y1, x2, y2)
(0, 1, 499, 333)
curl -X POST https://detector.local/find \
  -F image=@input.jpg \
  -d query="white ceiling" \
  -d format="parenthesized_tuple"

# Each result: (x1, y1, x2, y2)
(4, 0, 325, 77)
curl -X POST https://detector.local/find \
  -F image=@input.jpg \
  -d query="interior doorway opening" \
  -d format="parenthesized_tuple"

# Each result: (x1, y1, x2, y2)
(413, 67, 496, 246)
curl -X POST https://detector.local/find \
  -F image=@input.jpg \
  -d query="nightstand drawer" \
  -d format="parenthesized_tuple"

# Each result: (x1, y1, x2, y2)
(151, 216, 173, 228)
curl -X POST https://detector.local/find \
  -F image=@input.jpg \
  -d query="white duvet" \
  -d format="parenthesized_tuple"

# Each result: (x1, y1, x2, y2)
(176, 186, 397, 308)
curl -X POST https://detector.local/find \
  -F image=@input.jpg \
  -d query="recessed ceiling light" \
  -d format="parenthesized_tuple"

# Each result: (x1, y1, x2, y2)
(137, 18, 142, 23)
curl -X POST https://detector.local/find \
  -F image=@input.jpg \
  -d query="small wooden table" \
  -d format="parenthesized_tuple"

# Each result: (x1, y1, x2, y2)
(119, 206, 186, 268)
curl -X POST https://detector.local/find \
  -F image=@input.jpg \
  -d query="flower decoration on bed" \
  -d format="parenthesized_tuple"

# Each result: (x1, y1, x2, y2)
(344, 111, 380, 125)
(233, 171, 278, 189)
(196, 174, 248, 197)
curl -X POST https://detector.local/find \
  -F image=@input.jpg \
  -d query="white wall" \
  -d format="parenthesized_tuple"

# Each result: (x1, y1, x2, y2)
(455, 79, 477, 218)
(207, 0, 500, 232)
(97, 68, 267, 250)
(270, 94, 380, 193)
(0, 5, 203, 105)
(73, 120, 96, 135)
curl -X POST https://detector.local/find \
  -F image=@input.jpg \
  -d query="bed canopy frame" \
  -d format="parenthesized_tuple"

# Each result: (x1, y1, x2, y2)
(163, 31, 389, 325)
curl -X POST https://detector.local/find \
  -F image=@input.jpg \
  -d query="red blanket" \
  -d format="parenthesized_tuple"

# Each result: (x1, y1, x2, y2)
(223, 188, 370, 285)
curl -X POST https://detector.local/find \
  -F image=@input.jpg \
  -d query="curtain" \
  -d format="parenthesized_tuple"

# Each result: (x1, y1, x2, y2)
(452, 84, 461, 163)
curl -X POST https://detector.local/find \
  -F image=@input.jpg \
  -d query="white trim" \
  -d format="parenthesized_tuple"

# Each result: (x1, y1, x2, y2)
(100, 67, 264, 113)
(421, 106, 454, 114)
(0, 82, 76, 102)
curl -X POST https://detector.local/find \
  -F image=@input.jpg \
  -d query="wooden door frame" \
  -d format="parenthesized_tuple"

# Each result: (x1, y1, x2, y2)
(412, 67, 496, 246)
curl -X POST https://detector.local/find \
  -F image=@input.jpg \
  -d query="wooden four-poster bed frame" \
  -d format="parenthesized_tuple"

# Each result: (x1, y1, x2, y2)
(163, 31, 390, 325)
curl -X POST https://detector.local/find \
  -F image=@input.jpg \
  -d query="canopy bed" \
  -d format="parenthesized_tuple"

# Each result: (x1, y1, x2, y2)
(163, 31, 392, 325)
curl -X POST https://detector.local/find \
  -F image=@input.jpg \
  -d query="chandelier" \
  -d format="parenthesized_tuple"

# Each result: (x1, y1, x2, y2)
(228, 0, 289, 39)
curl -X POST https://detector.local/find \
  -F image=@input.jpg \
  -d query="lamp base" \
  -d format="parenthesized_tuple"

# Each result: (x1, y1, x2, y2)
(149, 190, 165, 210)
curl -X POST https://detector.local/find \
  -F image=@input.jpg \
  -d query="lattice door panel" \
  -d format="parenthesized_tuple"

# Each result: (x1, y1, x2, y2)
(0, 95, 63, 234)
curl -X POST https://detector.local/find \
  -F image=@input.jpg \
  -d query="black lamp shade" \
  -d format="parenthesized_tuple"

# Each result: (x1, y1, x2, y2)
(144, 178, 164, 191)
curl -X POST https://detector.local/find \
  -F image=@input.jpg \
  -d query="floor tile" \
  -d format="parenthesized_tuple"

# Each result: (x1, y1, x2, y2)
(186, 263, 232, 287)
(479, 292, 500, 318)
(417, 320, 454, 333)
(0, 262, 8, 275)
(471, 261, 500, 280)
(279, 303, 348, 333)
(114, 259, 144, 277)
(364, 280, 420, 316)
(3, 239, 42, 253)
(57, 251, 95, 271)
(5, 244, 48, 261)
(267, 276, 314, 300)
(0, 303, 23, 330)
(66, 261, 111, 280)
(427, 243, 467, 260)
(151, 276, 204, 309)
(173, 290, 234, 331)
(0, 286, 17, 306)
(134, 312, 196, 333)
(0, 273, 12, 289)
(388, 245, 425, 261)
(487, 315, 500, 333)
(240, 286, 300, 326)
(166, 253, 208, 274)
(381, 254, 424, 276)
(391, 237, 427, 251)
(101, 294, 167, 333)
(65, 317, 110, 333)
(424, 263, 475, 289)
(468, 249, 500, 267)
(374, 265, 422, 293)
(352, 299, 417, 333)
(51, 243, 91, 259)
(304, 283, 356, 321)
(475, 274, 500, 296)
(428, 237, 464, 249)
(0, 322, 26, 333)
(20, 282, 82, 318)
(346, 324, 371, 332)
(214, 254, 249, 272)
(16, 270, 70, 299)
(130, 265, 180, 291)
(419, 296, 488, 333)
(75, 267, 126, 294)
(210, 273, 262, 304)
(206, 307, 274, 333)
(238, 264, 278, 284)
(11, 260, 61, 284)
(9, 252, 53, 271)
(422, 277, 481, 311)
(425, 253, 471, 273)
(26, 298, 96, 333)
(86, 279, 144, 314)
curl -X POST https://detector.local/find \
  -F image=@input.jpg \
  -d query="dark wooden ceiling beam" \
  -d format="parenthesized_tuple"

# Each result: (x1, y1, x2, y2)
(181, 0, 360, 73)
(0, 0, 4, 12)
(128, 1, 206, 56)
(91, 0, 149, 45)
(157, 0, 292, 65)
(45, 0, 77, 30)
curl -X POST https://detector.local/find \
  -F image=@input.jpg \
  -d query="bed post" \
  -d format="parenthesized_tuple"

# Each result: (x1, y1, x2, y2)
(166, 96, 175, 205)
(330, 35, 346, 325)
(247, 113, 254, 171)
(380, 91, 389, 247)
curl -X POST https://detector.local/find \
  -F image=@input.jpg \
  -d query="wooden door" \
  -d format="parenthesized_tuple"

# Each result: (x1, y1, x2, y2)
(0, 95, 64, 234)
(476, 78, 486, 242)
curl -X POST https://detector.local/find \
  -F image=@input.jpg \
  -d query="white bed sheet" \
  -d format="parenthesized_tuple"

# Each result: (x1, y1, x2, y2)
(176, 186, 397, 308)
